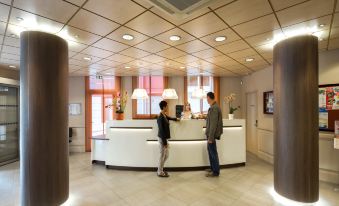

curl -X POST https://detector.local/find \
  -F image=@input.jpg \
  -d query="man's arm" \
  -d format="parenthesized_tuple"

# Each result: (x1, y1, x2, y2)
(208, 107, 218, 142)
(166, 115, 179, 121)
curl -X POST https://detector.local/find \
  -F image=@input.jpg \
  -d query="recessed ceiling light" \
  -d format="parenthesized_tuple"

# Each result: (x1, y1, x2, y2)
(319, 38, 324, 41)
(319, 24, 325, 27)
(266, 38, 270, 41)
(9, 65, 16, 68)
(125, 66, 131, 69)
(122, 34, 134, 41)
(169, 35, 181, 41)
(74, 35, 79, 38)
(10, 34, 16, 38)
(105, 72, 111, 75)
(245, 58, 254, 62)
(180, 66, 185, 69)
(16, 17, 24, 21)
(215, 36, 226, 42)
(83, 57, 92, 61)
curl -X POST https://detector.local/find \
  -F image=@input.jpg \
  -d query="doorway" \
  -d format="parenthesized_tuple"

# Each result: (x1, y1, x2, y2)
(246, 92, 258, 155)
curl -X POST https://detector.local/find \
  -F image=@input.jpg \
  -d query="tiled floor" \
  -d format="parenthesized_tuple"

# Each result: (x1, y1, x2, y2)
(0, 153, 338, 206)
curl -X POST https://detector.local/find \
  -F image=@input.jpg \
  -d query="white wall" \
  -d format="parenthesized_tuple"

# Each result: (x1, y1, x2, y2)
(241, 49, 339, 183)
(68, 77, 85, 153)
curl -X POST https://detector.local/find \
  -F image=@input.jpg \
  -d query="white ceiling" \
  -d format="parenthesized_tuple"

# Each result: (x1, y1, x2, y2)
(0, 0, 338, 77)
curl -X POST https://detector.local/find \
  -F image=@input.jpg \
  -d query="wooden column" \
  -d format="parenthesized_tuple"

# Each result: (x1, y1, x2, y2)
(20, 31, 69, 206)
(273, 35, 319, 203)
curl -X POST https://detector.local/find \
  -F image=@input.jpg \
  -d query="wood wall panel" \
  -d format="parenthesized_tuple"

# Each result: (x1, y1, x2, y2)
(273, 35, 319, 203)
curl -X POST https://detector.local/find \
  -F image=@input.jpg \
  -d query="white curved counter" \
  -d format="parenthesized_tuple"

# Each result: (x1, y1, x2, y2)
(91, 119, 246, 170)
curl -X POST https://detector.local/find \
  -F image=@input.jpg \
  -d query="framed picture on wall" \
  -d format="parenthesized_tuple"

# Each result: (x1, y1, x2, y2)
(263, 91, 274, 114)
(319, 84, 339, 131)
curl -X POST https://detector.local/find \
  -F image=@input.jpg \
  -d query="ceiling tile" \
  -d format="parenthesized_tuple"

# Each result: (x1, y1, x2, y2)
(58, 26, 101, 45)
(215, 0, 272, 26)
(209, 0, 236, 10)
(245, 29, 283, 47)
(330, 27, 339, 39)
(0, 0, 11, 4)
(318, 40, 327, 51)
(69, 64, 83, 71)
(180, 13, 227, 38)
(128, 60, 152, 68)
(3, 35, 20, 47)
(134, 38, 170, 53)
(205, 55, 234, 64)
(0, 22, 6, 35)
(154, 27, 195, 46)
(0, 3, 9, 22)
(216, 39, 250, 54)
(13, 0, 78, 23)
(132, 0, 153, 9)
(125, 11, 175, 36)
(96, 59, 122, 67)
(141, 54, 166, 63)
(9, 8, 64, 34)
(330, 13, 339, 28)
(192, 48, 223, 59)
(119, 47, 150, 58)
(71, 54, 101, 65)
(270, 0, 307, 11)
(200, 28, 241, 46)
(276, 0, 334, 27)
(1, 52, 19, 61)
(107, 26, 149, 46)
(174, 54, 200, 64)
(69, 50, 78, 58)
(69, 9, 119, 36)
(87, 63, 110, 72)
(175, 39, 210, 53)
(92, 38, 129, 52)
(328, 38, 339, 49)
(255, 44, 273, 55)
(107, 54, 134, 63)
(233, 14, 280, 38)
(6, 24, 26, 37)
(214, 58, 239, 68)
(67, 0, 86, 6)
(81, 46, 113, 58)
(67, 40, 88, 52)
(2, 45, 20, 55)
(0, 34, 3, 44)
(84, 0, 145, 24)
(157, 47, 186, 59)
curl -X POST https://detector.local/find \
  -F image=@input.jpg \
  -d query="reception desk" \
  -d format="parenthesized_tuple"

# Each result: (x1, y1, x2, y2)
(92, 119, 246, 170)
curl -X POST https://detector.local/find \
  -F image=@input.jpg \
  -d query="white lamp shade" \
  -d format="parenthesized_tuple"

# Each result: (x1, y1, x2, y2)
(131, 88, 149, 99)
(162, 88, 178, 99)
(191, 88, 207, 99)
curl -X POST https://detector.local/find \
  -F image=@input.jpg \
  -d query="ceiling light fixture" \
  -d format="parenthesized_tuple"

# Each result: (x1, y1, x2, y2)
(245, 58, 254, 62)
(319, 24, 325, 27)
(16, 17, 24, 21)
(122, 34, 134, 41)
(180, 66, 185, 69)
(74, 35, 79, 38)
(125, 66, 131, 69)
(10, 34, 16, 38)
(9, 65, 16, 68)
(215, 36, 226, 42)
(169, 35, 181, 41)
(83, 57, 92, 61)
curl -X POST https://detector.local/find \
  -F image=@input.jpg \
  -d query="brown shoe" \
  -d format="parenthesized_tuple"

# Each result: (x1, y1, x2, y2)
(157, 172, 169, 178)
(205, 172, 219, 177)
(205, 168, 212, 173)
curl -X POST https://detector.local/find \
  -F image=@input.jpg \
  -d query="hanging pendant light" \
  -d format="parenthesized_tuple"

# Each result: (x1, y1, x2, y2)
(131, 88, 149, 99)
(162, 88, 178, 99)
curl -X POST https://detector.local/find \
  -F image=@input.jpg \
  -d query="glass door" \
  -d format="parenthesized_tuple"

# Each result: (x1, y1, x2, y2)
(0, 85, 19, 165)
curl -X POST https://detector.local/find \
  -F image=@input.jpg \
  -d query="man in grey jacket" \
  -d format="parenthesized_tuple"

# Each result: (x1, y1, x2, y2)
(205, 92, 223, 177)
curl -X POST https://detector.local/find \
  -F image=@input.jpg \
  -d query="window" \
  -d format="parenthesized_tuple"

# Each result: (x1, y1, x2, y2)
(85, 76, 120, 151)
(185, 76, 218, 114)
(132, 76, 167, 119)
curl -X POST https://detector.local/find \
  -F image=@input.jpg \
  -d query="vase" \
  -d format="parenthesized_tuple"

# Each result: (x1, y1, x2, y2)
(228, 114, 234, 120)
(115, 113, 124, 120)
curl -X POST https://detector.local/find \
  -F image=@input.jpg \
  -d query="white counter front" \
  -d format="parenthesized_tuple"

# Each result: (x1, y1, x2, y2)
(92, 119, 246, 169)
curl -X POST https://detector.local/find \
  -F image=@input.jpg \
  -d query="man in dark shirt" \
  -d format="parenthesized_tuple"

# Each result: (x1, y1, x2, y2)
(157, 100, 179, 177)
(205, 92, 223, 177)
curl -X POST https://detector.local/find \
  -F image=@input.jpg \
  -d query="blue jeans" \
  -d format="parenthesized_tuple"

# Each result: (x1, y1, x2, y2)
(207, 141, 220, 175)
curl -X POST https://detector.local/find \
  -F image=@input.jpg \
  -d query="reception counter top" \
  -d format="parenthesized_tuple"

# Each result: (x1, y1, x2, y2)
(92, 119, 246, 170)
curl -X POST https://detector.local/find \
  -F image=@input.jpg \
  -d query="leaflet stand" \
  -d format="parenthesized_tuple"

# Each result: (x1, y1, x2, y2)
(334, 120, 339, 192)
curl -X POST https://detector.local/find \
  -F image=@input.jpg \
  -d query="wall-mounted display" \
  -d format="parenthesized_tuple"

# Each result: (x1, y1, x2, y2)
(263, 91, 274, 114)
(319, 84, 339, 131)
(69, 103, 82, 115)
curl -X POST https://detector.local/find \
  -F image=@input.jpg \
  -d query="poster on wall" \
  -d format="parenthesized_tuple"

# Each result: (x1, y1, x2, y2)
(319, 84, 339, 131)
(335, 121, 339, 149)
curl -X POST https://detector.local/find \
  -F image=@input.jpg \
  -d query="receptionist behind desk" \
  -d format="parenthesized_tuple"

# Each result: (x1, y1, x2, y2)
(181, 102, 192, 120)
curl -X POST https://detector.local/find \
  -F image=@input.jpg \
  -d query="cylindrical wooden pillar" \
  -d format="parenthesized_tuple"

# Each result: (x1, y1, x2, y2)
(20, 31, 69, 206)
(273, 35, 319, 203)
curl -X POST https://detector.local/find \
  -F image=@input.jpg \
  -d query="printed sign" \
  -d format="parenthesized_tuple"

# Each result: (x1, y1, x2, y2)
(335, 120, 339, 149)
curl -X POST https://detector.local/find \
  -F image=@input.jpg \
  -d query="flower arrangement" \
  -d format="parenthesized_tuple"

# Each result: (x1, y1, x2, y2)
(224, 93, 240, 114)
(105, 91, 128, 114)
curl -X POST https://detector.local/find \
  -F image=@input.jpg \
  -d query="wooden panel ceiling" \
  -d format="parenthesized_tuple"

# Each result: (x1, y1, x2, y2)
(0, 0, 338, 77)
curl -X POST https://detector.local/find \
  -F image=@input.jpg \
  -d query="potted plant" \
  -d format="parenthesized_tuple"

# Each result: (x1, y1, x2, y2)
(105, 91, 128, 120)
(224, 93, 240, 120)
